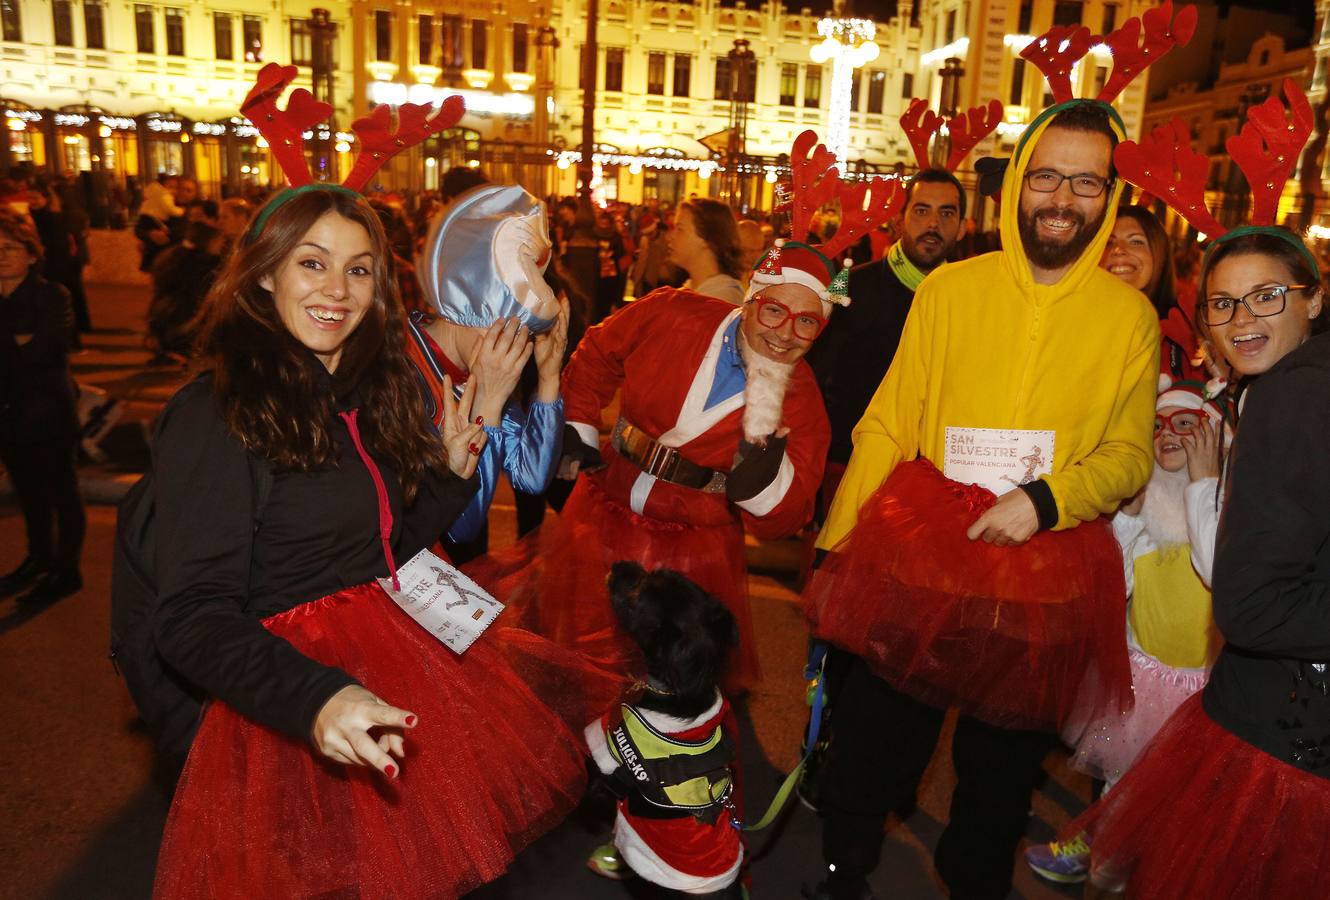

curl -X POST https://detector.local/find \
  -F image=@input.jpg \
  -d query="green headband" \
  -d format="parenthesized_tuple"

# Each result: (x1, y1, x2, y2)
(246, 183, 364, 241)
(1201, 225, 1320, 280)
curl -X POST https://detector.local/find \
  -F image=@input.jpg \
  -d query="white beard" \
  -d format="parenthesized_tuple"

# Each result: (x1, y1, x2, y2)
(1140, 464, 1192, 548)
(739, 336, 795, 445)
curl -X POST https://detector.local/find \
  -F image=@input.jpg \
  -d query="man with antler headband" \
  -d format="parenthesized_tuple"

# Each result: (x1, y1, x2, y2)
(534, 131, 900, 691)
(803, 5, 1199, 897)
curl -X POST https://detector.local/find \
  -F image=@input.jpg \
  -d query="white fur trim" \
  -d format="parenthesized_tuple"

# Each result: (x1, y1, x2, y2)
(748, 267, 831, 301)
(1156, 390, 1222, 421)
(585, 720, 619, 776)
(630, 471, 655, 515)
(658, 309, 746, 448)
(613, 815, 743, 892)
(735, 452, 795, 517)
(633, 691, 724, 733)
(570, 420, 601, 449)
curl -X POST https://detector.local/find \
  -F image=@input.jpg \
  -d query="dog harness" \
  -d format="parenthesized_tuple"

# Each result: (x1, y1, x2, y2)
(606, 703, 736, 824)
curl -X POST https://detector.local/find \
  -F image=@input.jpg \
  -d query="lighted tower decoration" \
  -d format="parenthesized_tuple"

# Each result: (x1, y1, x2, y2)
(809, 3, 880, 170)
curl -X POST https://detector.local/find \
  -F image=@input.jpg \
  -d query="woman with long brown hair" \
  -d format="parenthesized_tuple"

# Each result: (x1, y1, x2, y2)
(147, 186, 595, 898)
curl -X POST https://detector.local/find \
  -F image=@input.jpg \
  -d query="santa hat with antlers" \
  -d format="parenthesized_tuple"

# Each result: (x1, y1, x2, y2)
(748, 130, 904, 313)
(241, 63, 464, 239)
(1114, 77, 1318, 276)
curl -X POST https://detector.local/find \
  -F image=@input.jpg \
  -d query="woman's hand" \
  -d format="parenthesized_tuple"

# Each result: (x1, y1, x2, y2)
(1181, 418, 1222, 482)
(311, 684, 417, 779)
(468, 317, 533, 424)
(533, 298, 570, 403)
(441, 374, 487, 479)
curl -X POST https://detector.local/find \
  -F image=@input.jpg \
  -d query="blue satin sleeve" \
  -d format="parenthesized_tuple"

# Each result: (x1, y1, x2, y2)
(444, 398, 564, 543)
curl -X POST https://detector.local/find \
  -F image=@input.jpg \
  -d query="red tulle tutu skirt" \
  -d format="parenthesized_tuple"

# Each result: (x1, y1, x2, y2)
(1070, 694, 1330, 898)
(465, 473, 759, 691)
(154, 582, 617, 900)
(804, 459, 1131, 731)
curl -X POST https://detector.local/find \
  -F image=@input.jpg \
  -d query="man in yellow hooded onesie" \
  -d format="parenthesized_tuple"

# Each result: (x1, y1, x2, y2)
(802, 98, 1159, 900)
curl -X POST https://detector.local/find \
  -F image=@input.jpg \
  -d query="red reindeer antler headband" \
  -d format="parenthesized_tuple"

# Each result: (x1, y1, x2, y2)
(243, 63, 465, 233)
(900, 97, 1003, 172)
(1115, 78, 1313, 238)
(1019, 1, 1196, 105)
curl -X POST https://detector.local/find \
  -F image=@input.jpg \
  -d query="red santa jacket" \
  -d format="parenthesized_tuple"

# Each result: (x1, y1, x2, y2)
(562, 289, 829, 539)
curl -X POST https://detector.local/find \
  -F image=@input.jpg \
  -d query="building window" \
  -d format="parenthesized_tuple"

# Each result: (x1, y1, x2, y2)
(84, 0, 105, 49)
(418, 15, 433, 68)
(851, 71, 862, 111)
(673, 53, 691, 97)
(1009, 58, 1026, 105)
(214, 13, 233, 60)
(0, 0, 20, 42)
(647, 51, 666, 94)
(1102, 3, 1118, 33)
(714, 56, 732, 100)
(867, 69, 886, 113)
(243, 15, 263, 62)
(375, 10, 392, 62)
(945, 10, 956, 44)
(441, 15, 463, 68)
(805, 64, 822, 107)
(512, 23, 529, 73)
(471, 19, 488, 69)
(1092, 64, 1108, 96)
(1017, 0, 1032, 33)
(578, 44, 588, 90)
(1052, 1, 1081, 27)
(135, 4, 154, 54)
(901, 71, 914, 99)
(165, 8, 185, 56)
(291, 19, 312, 66)
(53, 0, 73, 46)
(605, 47, 624, 92)
(780, 63, 797, 106)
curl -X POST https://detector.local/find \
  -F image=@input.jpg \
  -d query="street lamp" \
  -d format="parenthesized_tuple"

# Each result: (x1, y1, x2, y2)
(810, 5, 879, 170)
(727, 38, 756, 206)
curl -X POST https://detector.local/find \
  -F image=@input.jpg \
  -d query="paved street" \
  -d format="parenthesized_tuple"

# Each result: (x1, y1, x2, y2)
(1, 274, 1089, 899)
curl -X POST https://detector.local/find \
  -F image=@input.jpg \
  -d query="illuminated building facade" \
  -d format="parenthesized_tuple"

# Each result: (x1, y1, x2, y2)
(0, 0, 358, 207)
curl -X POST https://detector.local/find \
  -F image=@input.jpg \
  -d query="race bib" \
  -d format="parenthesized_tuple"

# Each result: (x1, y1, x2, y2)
(378, 548, 504, 654)
(943, 427, 1055, 496)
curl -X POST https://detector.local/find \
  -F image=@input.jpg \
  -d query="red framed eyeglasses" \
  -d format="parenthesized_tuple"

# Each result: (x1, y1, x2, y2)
(748, 295, 828, 341)
(1154, 409, 1205, 435)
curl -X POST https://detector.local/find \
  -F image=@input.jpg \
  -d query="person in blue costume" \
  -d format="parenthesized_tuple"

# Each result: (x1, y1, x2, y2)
(409, 182, 569, 562)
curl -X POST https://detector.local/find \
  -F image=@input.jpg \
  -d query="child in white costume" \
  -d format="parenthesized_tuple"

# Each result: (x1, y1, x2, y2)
(1027, 378, 1228, 884)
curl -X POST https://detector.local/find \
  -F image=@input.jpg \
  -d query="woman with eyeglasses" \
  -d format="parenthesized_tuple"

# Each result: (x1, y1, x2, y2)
(1062, 227, 1330, 898)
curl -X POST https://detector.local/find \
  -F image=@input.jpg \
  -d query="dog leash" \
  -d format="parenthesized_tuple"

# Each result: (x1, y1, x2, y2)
(740, 642, 829, 832)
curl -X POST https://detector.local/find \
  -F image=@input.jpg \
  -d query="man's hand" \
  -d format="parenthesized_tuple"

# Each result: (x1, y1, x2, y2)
(966, 488, 1039, 547)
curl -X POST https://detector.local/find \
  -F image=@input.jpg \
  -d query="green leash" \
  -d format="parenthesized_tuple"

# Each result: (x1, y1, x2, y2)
(742, 753, 810, 832)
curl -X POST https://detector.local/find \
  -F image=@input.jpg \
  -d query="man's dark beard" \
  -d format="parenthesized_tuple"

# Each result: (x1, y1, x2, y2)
(903, 230, 949, 269)
(1018, 203, 1107, 271)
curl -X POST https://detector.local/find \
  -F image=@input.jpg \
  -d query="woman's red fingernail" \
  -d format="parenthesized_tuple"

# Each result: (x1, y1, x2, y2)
(384, 764, 398, 778)
(468, 443, 481, 455)
(474, 415, 484, 425)
(405, 715, 417, 727)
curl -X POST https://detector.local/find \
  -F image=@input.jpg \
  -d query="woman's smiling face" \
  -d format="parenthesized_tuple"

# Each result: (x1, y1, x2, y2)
(1204, 252, 1323, 378)
(259, 210, 376, 373)
(1101, 217, 1154, 293)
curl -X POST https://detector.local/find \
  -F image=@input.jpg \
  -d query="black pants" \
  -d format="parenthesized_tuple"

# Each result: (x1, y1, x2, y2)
(819, 656, 1054, 899)
(0, 438, 85, 572)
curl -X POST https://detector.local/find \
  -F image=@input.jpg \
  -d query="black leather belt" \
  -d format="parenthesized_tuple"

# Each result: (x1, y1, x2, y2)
(612, 418, 727, 493)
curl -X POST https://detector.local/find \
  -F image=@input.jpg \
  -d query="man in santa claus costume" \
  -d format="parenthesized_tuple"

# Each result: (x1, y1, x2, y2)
(532, 132, 899, 690)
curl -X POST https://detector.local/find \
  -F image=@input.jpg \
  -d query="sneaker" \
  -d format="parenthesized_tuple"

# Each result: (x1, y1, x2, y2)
(1024, 832, 1091, 884)
(586, 841, 631, 881)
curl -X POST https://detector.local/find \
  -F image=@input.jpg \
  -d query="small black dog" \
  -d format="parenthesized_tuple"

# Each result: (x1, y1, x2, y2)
(585, 562, 744, 898)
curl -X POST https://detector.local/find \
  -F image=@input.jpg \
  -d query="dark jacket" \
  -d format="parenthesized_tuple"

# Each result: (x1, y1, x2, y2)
(149, 376, 480, 742)
(1204, 329, 1330, 778)
(805, 258, 916, 465)
(0, 271, 78, 444)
